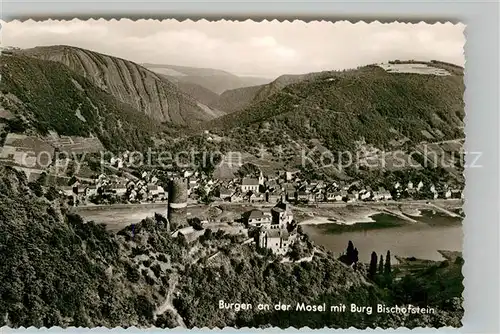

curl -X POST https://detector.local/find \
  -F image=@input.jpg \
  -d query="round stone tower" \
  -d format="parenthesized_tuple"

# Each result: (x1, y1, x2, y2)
(167, 177, 188, 227)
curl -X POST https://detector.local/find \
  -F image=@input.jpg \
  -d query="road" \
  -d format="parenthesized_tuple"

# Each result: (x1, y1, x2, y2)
(153, 275, 187, 328)
(74, 198, 463, 215)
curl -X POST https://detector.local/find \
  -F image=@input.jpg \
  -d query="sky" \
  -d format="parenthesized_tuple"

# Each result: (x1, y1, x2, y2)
(0, 19, 465, 78)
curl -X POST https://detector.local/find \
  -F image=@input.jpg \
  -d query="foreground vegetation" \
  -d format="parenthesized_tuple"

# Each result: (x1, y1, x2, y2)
(0, 166, 463, 328)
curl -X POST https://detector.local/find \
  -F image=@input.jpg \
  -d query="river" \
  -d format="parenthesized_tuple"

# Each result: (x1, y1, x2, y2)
(302, 210, 463, 263)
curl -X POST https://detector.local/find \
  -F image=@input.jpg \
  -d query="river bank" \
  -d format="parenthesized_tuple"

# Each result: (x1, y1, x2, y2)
(302, 210, 463, 262)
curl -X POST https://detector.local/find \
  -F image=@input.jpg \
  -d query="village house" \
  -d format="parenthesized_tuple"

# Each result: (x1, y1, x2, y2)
(417, 181, 424, 191)
(296, 191, 309, 203)
(285, 169, 300, 181)
(324, 187, 337, 201)
(218, 186, 234, 201)
(249, 192, 266, 202)
(332, 191, 344, 202)
(231, 192, 244, 202)
(346, 193, 357, 203)
(373, 187, 392, 201)
(84, 185, 98, 198)
(148, 184, 166, 200)
(246, 209, 272, 228)
(444, 189, 452, 199)
(284, 185, 297, 202)
(241, 177, 260, 193)
(188, 178, 198, 189)
(265, 191, 282, 203)
(359, 189, 372, 201)
(183, 170, 194, 178)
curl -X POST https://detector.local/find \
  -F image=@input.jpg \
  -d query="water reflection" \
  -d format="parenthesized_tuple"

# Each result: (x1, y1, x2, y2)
(303, 210, 463, 263)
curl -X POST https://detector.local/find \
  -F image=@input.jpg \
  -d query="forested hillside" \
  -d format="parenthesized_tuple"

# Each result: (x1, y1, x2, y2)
(0, 165, 463, 329)
(210, 63, 465, 152)
(0, 54, 160, 151)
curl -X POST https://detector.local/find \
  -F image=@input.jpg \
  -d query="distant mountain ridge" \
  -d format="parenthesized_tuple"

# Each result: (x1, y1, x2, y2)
(143, 63, 272, 95)
(18, 46, 224, 126)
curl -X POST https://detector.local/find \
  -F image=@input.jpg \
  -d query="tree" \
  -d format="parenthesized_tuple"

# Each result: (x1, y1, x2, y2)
(66, 160, 77, 177)
(384, 251, 392, 275)
(378, 255, 384, 274)
(346, 241, 355, 258)
(237, 163, 260, 178)
(297, 225, 304, 235)
(368, 251, 378, 279)
(37, 172, 48, 187)
(290, 241, 303, 261)
(345, 240, 359, 265)
(188, 217, 204, 231)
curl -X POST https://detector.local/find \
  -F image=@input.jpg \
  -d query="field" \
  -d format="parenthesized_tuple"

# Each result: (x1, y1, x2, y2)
(44, 134, 105, 154)
(378, 63, 451, 76)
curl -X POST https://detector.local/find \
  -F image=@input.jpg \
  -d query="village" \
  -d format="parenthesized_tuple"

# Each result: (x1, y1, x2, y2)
(58, 158, 464, 208)
(0, 132, 464, 257)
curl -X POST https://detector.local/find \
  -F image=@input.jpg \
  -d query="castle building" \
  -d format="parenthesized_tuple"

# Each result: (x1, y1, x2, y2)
(258, 229, 291, 256)
(270, 201, 294, 229)
(167, 178, 188, 228)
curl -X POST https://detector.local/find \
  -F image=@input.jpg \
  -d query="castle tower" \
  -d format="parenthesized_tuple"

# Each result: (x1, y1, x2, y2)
(167, 178, 188, 227)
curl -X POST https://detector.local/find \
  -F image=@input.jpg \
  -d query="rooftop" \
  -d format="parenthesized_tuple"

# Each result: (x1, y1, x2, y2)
(242, 177, 259, 186)
(265, 229, 290, 240)
(272, 201, 291, 213)
(248, 209, 267, 220)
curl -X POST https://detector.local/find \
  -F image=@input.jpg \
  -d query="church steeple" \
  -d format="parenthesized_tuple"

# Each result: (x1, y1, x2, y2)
(258, 171, 265, 186)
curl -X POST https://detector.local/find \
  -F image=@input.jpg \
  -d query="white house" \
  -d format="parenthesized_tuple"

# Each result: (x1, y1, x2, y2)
(417, 181, 424, 191)
(246, 209, 272, 227)
(360, 190, 372, 201)
(241, 178, 260, 193)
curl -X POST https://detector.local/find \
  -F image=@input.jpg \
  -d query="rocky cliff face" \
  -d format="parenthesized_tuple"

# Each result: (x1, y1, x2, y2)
(21, 46, 222, 126)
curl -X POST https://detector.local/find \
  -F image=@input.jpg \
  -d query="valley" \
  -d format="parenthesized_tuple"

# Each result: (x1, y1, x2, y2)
(0, 38, 465, 330)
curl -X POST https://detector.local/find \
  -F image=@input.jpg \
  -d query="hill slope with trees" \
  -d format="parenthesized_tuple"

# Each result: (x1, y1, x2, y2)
(209, 62, 465, 152)
(0, 165, 463, 329)
(18, 46, 223, 126)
